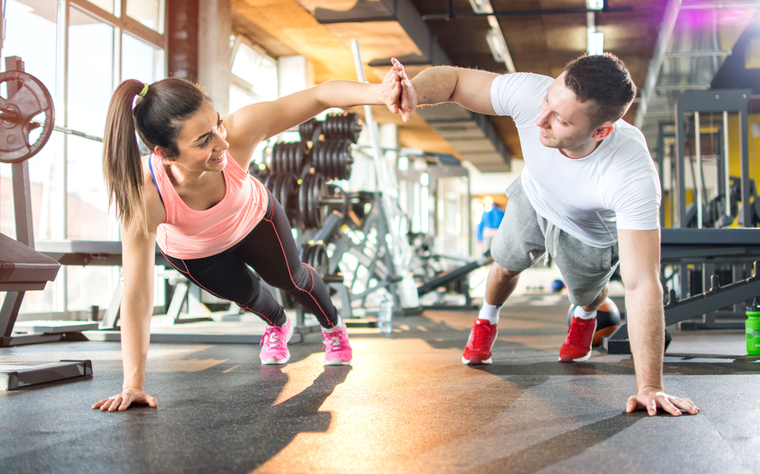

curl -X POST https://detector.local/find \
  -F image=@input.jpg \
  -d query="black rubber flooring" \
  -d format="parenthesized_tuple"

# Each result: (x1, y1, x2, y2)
(1, 293, 759, 474)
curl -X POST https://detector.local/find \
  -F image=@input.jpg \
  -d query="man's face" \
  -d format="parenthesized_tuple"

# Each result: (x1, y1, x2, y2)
(535, 72, 598, 157)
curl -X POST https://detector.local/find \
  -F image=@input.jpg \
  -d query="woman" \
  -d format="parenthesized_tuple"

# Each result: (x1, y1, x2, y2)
(93, 67, 403, 411)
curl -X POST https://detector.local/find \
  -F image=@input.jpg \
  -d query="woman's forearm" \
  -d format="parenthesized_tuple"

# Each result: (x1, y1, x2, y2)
(119, 298, 153, 390)
(313, 80, 389, 109)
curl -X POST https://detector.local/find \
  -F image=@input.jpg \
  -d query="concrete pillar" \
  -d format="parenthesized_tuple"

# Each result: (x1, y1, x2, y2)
(167, 0, 198, 81)
(197, 0, 231, 115)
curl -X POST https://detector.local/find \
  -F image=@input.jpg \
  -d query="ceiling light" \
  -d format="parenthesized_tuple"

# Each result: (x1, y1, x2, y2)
(469, 0, 516, 72)
(468, 0, 491, 14)
(486, 30, 508, 62)
(587, 30, 604, 55)
(586, 0, 604, 10)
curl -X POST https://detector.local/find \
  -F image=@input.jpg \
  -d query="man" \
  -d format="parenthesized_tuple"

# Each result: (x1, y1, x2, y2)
(477, 196, 505, 253)
(391, 54, 699, 417)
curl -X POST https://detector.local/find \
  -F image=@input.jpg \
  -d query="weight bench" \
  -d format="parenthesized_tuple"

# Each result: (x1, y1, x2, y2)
(0, 232, 93, 390)
(0, 232, 62, 345)
(34, 240, 300, 344)
(603, 228, 760, 354)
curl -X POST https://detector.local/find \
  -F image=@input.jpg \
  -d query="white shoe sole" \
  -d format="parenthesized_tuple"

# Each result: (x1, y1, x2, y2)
(261, 352, 291, 365)
(324, 358, 351, 366)
(558, 351, 591, 363)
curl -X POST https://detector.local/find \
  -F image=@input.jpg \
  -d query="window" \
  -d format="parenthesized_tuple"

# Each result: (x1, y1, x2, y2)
(126, 0, 164, 34)
(229, 38, 280, 166)
(1, 0, 166, 315)
(230, 39, 278, 106)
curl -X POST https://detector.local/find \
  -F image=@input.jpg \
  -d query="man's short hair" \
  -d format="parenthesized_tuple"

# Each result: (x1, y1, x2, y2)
(564, 53, 637, 129)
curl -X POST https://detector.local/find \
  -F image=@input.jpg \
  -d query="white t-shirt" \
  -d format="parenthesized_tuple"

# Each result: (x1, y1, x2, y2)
(490, 73, 661, 248)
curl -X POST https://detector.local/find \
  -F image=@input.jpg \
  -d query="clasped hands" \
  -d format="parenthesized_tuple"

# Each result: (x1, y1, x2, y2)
(379, 58, 417, 123)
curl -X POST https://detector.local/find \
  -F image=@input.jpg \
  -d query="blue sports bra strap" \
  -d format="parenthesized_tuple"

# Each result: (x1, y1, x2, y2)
(148, 154, 164, 204)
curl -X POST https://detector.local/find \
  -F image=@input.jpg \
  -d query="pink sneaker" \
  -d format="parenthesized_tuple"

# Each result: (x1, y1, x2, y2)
(260, 318, 294, 365)
(322, 324, 352, 366)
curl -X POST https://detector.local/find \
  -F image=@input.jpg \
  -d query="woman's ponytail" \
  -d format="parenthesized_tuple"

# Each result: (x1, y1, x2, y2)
(103, 79, 149, 233)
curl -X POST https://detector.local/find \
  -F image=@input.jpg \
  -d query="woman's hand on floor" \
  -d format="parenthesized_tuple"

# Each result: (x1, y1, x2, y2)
(92, 387, 157, 412)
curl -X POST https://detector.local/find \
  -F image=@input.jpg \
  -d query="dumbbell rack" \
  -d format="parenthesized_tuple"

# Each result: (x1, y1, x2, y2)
(257, 113, 362, 331)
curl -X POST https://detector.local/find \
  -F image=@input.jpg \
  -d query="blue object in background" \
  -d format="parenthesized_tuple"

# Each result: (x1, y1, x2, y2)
(477, 205, 505, 243)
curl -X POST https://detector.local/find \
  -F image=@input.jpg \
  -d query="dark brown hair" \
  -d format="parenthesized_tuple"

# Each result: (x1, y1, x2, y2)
(102, 78, 211, 231)
(564, 53, 637, 130)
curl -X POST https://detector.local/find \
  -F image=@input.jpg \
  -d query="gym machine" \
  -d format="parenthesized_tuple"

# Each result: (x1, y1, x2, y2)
(396, 157, 483, 309)
(604, 89, 760, 354)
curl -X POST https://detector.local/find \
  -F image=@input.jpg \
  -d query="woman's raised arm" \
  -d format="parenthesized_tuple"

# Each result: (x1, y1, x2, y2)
(224, 65, 403, 166)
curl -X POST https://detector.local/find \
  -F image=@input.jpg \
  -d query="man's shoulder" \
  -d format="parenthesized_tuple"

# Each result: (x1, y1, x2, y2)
(607, 121, 651, 156)
(493, 72, 553, 91)
(491, 73, 554, 124)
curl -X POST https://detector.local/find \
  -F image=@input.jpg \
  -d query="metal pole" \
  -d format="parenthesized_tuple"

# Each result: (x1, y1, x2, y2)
(0, 0, 5, 57)
(695, 111, 702, 228)
(350, 39, 419, 310)
(723, 111, 731, 218)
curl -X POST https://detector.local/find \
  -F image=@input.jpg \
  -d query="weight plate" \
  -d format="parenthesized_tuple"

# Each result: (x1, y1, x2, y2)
(0, 71, 56, 164)
(282, 173, 297, 227)
(264, 173, 274, 192)
(296, 142, 305, 174)
(323, 141, 332, 180)
(271, 173, 281, 203)
(288, 143, 296, 173)
(313, 173, 327, 228)
(299, 243, 308, 263)
(303, 173, 314, 228)
(314, 142, 323, 175)
(298, 174, 308, 228)
(313, 244, 328, 276)
(309, 173, 322, 229)
(317, 141, 327, 177)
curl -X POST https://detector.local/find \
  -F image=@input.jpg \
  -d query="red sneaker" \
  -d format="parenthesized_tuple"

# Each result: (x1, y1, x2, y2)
(462, 319, 498, 365)
(559, 316, 597, 362)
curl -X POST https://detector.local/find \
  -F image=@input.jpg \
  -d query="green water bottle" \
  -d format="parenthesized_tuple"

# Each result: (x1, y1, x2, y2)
(747, 305, 760, 356)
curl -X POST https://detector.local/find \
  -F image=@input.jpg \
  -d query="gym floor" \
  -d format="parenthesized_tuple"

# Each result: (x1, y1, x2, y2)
(1, 293, 758, 474)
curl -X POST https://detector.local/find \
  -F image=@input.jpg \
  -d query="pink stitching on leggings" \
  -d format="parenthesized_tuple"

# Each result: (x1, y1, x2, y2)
(262, 214, 333, 325)
(159, 248, 276, 325)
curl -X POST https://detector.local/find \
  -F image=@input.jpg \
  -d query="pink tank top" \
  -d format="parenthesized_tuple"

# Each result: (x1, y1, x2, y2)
(150, 151, 270, 259)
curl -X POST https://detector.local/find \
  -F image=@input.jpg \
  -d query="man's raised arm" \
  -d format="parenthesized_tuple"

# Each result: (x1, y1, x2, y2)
(392, 58, 499, 122)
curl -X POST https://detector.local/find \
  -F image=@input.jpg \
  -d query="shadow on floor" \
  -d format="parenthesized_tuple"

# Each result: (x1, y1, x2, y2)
(463, 412, 644, 474)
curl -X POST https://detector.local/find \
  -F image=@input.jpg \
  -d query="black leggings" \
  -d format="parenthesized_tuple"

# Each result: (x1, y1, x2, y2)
(162, 193, 338, 329)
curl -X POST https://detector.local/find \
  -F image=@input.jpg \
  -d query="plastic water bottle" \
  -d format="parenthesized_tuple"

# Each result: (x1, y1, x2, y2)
(746, 304, 760, 355)
(379, 294, 393, 334)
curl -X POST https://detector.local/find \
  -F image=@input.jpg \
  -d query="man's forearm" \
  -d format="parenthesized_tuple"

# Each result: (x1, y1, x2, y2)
(625, 281, 665, 392)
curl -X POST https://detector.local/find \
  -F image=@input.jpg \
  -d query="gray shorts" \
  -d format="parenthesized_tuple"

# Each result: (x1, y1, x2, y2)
(491, 178, 619, 306)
